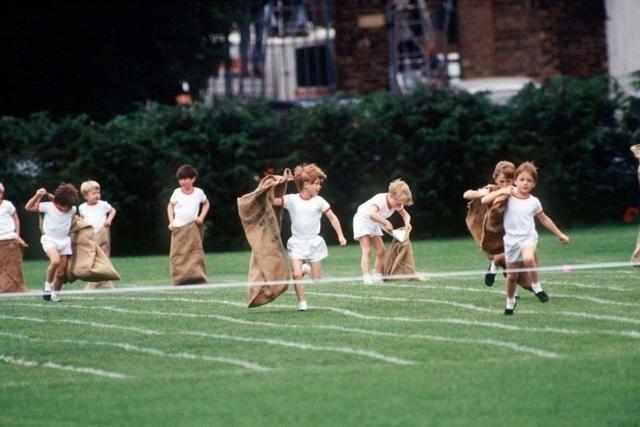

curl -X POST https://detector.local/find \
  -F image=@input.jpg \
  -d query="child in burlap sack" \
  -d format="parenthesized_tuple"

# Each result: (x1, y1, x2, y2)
(0, 182, 28, 293)
(482, 162, 570, 315)
(272, 163, 347, 311)
(25, 183, 79, 302)
(79, 180, 117, 289)
(167, 164, 210, 285)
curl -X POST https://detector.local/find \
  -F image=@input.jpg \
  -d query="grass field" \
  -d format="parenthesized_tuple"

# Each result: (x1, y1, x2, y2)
(1, 225, 639, 426)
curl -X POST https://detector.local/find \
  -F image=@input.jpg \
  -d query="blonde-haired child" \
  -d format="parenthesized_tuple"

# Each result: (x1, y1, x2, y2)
(25, 183, 79, 302)
(273, 163, 347, 311)
(353, 178, 413, 284)
(79, 180, 117, 289)
(482, 162, 569, 315)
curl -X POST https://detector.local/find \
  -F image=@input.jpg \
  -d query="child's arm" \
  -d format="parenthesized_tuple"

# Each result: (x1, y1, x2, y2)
(397, 207, 411, 228)
(272, 196, 284, 207)
(196, 199, 210, 226)
(25, 188, 47, 212)
(536, 211, 570, 244)
(167, 202, 175, 229)
(369, 206, 393, 232)
(463, 188, 489, 200)
(104, 206, 117, 228)
(481, 186, 511, 205)
(324, 209, 347, 246)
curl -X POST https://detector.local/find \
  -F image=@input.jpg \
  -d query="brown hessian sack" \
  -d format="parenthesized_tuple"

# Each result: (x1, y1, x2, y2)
(0, 239, 28, 293)
(65, 216, 120, 284)
(170, 221, 208, 286)
(237, 170, 292, 307)
(383, 226, 421, 280)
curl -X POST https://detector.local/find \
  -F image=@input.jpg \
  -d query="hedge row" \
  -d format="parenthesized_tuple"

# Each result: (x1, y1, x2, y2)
(1, 75, 638, 256)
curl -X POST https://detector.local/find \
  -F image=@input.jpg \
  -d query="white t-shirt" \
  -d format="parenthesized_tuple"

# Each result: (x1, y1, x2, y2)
(355, 193, 403, 221)
(79, 200, 113, 233)
(503, 192, 543, 236)
(0, 200, 17, 240)
(283, 194, 330, 237)
(38, 202, 76, 238)
(170, 187, 207, 227)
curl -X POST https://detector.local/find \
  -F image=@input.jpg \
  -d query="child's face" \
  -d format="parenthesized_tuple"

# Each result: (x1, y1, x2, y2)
(514, 171, 536, 195)
(85, 188, 101, 205)
(387, 194, 404, 210)
(303, 179, 322, 196)
(179, 177, 196, 192)
(494, 173, 513, 188)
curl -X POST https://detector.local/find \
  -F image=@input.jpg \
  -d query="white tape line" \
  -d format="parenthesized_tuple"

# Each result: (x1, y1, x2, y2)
(0, 314, 162, 335)
(0, 354, 127, 379)
(0, 261, 635, 299)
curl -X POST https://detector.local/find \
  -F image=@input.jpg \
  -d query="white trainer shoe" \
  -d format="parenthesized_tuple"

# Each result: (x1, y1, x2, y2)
(372, 272, 383, 283)
(50, 291, 61, 302)
(42, 281, 52, 301)
(297, 300, 308, 311)
(363, 274, 374, 285)
(301, 263, 311, 278)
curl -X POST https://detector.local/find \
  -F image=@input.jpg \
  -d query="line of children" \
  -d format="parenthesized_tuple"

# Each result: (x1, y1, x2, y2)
(482, 162, 570, 315)
(273, 163, 347, 311)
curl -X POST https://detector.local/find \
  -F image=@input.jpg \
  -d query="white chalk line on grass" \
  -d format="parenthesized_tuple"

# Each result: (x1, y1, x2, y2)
(0, 314, 162, 335)
(0, 331, 270, 373)
(544, 280, 633, 292)
(0, 261, 635, 300)
(0, 351, 127, 379)
(1, 302, 564, 360)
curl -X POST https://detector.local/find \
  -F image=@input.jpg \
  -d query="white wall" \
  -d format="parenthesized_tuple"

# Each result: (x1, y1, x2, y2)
(605, 0, 640, 96)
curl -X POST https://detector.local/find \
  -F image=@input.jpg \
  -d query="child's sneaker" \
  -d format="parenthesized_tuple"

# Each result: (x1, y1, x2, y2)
(42, 282, 52, 301)
(504, 301, 517, 315)
(301, 263, 311, 278)
(297, 300, 308, 311)
(372, 272, 383, 283)
(535, 290, 550, 303)
(50, 291, 61, 303)
(484, 262, 497, 286)
(362, 274, 374, 285)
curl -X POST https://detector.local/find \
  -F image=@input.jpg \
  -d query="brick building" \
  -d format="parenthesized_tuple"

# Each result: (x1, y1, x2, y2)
(333, 0, 608, 94)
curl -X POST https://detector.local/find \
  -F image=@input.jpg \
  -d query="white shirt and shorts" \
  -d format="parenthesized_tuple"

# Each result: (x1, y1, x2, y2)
(0, 200, 18, 241)
(39, 202, 76, 255)
(503, 191, 542, 263)
(79, 200, 113, 233)
(282, 194, 330, 262)
(170, 187, 207, 227)
(352, 193, 403, 240)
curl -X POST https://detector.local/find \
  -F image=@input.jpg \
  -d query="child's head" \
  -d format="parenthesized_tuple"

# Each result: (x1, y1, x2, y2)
(53, 183, 79, 209)
(293, 163, 326, 192)
(493, 161, 515, 187)
(515, 161, 538, 183)
(176, 164, 198, 180)
(0, 182, 4, 200)
(388, 179, 413, 206)
(80, 180, 101, 203)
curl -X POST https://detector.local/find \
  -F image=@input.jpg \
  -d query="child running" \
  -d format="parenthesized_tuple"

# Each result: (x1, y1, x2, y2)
(273, 163, 347, 311)
(353, 179, 413, 284)
(482, 162, 569, 315)
(79, 180, 117, 289)
(25, 183, 79, 302)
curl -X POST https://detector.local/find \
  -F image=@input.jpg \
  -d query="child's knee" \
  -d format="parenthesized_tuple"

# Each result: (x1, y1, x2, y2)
(522, 255, 536, 266)
(376, 247, 386, 257)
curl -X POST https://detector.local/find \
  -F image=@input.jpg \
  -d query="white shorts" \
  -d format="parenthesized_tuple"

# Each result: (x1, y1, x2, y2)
(40, 234, 72, 256)
(352, 214, 383, 241)
(504, 232, 538, 263)
(287, 235, 328, 262)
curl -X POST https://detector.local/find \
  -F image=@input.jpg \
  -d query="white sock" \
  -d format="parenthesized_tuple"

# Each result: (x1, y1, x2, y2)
(531, 282, 543, 293)
(505, 297, 516, 310)
(44, 281, 52, 291)
(489, 262, 497, 274)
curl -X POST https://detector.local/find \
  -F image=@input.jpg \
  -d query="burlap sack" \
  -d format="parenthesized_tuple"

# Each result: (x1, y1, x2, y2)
(465, 199, 490, 259)
(84, 227, 114, 289)
(383, 227, 419, 280)
(66, 216, 120, 283)
(481, 193, 508, 256)
(0, 239, 28, 293)
(170, 221, 207, 285)
(237, 170, 292, 307)
(631, 144, 640, 264)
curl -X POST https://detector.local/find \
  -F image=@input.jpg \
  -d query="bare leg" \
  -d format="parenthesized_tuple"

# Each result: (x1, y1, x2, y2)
(290, 259, 305, 303)
(358, 236, 372, 275)
(45, 248, 61, 284)
(371, 236, 386, 274)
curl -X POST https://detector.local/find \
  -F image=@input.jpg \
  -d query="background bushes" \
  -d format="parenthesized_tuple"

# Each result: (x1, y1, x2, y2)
(1, 75, 637, 257)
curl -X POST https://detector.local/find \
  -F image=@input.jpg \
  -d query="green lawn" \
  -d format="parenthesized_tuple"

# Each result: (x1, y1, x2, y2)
(1, 225, 639, 426)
